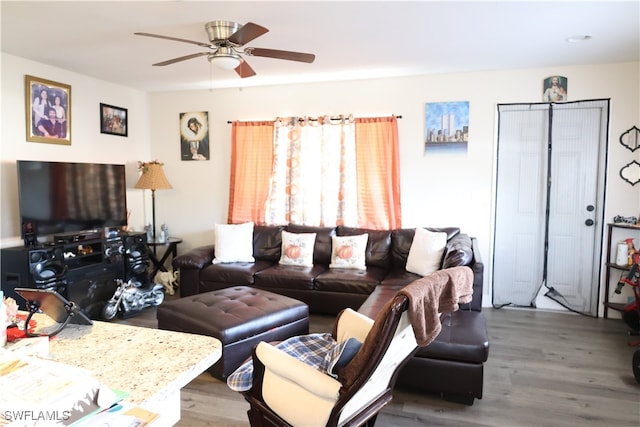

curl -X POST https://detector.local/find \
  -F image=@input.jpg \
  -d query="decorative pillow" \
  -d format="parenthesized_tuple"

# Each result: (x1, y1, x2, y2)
(279, 230, 316, 267)
(329, 234, 368, 270)
(212, 222, 255, 264)
(405, 227, 447, 276)
(327, 337, 362, 375)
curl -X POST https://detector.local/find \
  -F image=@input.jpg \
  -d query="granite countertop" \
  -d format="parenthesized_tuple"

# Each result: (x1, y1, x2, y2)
(32, 314, 222, 408)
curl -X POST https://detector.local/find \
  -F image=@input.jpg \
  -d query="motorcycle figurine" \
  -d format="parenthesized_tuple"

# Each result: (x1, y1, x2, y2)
(102, 278, 165, 320)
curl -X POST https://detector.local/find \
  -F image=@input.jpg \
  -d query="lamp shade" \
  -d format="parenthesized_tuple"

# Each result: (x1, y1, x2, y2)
(134, 163, 172, 190)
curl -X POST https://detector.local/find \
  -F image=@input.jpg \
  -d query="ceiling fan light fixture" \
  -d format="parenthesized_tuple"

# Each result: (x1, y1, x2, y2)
(208, 46, 242, 70)
(136, 20, 314, 78)
(209, 54, 242, 70)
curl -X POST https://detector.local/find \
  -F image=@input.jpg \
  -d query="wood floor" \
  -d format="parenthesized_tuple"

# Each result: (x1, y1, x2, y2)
(117, 298, 640, 426)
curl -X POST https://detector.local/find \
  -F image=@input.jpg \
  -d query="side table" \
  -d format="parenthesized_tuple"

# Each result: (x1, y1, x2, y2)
(147, 237, 182, 278)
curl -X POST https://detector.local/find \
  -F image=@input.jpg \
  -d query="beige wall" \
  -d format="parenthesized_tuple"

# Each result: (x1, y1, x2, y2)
(1, 53, 152, 248)
(2, 51, 639, 312)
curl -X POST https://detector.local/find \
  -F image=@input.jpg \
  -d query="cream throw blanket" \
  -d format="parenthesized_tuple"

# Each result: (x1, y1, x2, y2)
(397, 266, 474, 347)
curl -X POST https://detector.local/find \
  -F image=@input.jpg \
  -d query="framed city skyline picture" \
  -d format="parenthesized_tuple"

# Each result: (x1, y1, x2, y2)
(425, 101, 469, 154)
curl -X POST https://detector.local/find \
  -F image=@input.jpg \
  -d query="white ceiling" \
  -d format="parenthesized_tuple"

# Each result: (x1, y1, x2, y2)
(2, 1, 638, 92)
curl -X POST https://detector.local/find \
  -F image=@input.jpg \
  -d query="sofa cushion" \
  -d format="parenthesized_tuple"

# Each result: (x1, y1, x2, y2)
(253, 225, 285, 262)
(329, 234, 368, 270)
(200, 259, 273, 285)
(379, 269, 422, 289)
(212, 222, 255, 264)
(337, 226, 392, 269)
(173, 244, 214, 270)
(405, 227, 447, 276)
(415, 311, 489, 364)
(279, 230, 316, 267)
(315, 266, 386, 295)
(254, 264, 327, 290)
(443, 233, 474, 269)
(286, 224, 336, 266)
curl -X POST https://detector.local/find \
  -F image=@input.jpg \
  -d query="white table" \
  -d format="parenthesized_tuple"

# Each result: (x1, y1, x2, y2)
(26, 314, 222, 425)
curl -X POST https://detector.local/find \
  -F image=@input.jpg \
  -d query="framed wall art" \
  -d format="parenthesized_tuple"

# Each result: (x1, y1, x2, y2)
(179, 111, 210, 161)
(100, 103, 128, 137)
(542, 76, 568, 102)
(424, 101, 469, 154)
(25, 75, 71, 145)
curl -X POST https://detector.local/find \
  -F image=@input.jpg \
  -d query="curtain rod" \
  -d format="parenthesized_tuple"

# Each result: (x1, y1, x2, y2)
(227, 115, 402, 124)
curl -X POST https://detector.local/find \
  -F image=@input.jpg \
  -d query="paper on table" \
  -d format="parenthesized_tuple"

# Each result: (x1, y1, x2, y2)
(71, 400, 159, 427)
(0, 352, 125, 426)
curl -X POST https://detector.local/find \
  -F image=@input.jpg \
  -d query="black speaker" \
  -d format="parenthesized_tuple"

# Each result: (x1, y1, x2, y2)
(103, 237, 125, 264)
(28, 247, 67, 287)
(123, 232, 150, 284)
(1, 245, 67, 310)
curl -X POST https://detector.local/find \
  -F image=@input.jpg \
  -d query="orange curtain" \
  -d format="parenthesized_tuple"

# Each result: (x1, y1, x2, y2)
(354, 116, 402, 229)
(229, 116, 401, 230)
(228, 121, 274, 224)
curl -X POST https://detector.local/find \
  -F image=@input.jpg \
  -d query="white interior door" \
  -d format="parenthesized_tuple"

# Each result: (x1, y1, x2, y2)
(493, 106, 548, 307)
(493, 100, 608, 316)
(546, 104, 605, 314)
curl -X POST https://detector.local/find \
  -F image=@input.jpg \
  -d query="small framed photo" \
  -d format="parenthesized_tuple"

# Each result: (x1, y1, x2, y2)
(100, 103, 128, 137)
(542, 76, 568, 102)
(25, 75, 71, 145)
(179, 112, 210, 160)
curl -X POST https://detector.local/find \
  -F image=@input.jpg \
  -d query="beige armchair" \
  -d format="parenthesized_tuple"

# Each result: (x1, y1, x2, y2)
(239, 267, 473, 427)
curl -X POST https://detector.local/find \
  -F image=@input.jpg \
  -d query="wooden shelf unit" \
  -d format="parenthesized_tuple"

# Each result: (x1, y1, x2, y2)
(603, 222, 640, 318)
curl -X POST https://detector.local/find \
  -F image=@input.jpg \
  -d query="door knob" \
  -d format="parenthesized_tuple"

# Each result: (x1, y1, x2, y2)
(585, 219, 594, 226)
(586, 205, 595, 212)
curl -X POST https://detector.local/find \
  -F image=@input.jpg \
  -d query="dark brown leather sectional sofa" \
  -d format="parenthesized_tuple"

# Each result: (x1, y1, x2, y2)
(172, 224, 489, 404)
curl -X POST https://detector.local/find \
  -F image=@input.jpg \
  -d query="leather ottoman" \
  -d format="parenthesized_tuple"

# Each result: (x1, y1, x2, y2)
(157, 286, 309, 379)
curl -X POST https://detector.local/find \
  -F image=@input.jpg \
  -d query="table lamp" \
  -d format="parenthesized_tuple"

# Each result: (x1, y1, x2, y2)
(134, 162, 172, 242)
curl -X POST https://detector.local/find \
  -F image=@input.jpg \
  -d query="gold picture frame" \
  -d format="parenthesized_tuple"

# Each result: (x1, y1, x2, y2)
(25, 75, 71, 145)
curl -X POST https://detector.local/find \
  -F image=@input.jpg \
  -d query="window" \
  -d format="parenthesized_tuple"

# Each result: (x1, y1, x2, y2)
(229, 115, 401, 230)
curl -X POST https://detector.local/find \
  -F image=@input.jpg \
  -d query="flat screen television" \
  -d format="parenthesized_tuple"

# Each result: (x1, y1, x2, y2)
(17, 160, 127, 237)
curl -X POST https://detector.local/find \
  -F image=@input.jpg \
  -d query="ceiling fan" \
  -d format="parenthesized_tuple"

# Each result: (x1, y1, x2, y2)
(135, 21, 315, 78)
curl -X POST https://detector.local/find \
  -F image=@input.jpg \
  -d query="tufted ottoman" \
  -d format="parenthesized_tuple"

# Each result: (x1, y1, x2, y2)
(157, 286, 309, 379)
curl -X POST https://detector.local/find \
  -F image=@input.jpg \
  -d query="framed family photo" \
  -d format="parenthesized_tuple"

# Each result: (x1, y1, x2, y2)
(25, 75, 71, 145)
(100, 103, 128, 137)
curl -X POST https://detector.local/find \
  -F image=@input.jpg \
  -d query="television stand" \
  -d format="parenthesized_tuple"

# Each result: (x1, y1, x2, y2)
(1, 236, 125, 320)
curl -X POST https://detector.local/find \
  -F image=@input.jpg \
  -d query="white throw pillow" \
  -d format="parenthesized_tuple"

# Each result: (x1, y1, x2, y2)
(329, 234, 368, 270)
(405, 227, 447, 276)
(279, 230, 316, 267)
(212, 222, 255, 264)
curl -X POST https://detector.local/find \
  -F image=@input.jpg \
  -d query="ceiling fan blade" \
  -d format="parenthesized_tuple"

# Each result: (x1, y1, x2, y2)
(246, 48, 315, 63)
(135, 32, 212, 49)
(235, 60, 257, 78)
(228, 22, 269, 46)
(153, 52, 210, 66)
